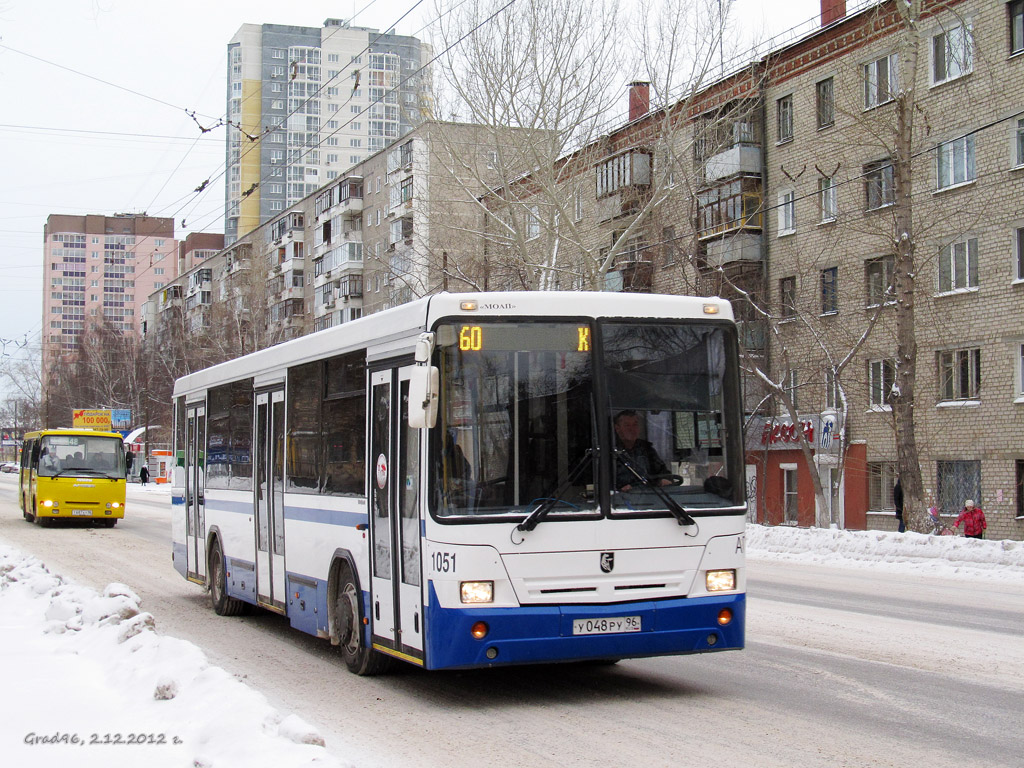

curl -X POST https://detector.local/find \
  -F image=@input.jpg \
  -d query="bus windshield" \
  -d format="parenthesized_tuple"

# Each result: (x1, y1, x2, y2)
(433, 321, 597, 519)
(602, 321, 741, 514)
(431, 318, 742, 521)
(38, 434, 126, 479)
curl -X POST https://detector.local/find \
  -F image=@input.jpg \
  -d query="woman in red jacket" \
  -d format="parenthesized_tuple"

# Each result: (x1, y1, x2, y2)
(954, 499, 987, 539)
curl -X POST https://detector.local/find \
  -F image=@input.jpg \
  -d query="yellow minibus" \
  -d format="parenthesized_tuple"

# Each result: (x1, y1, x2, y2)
(19, 429, 127, 527)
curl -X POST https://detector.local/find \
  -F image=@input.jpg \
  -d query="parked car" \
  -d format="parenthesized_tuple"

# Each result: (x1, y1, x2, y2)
(1, 461, 19, 473)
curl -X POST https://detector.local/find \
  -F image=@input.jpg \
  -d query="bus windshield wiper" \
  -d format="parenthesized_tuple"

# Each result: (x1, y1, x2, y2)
(614, 449, 696, 527)
(517, 449, 594, 533)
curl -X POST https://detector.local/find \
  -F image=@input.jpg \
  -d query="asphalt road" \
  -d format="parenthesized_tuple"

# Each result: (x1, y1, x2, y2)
(1, 474, 1021, 768)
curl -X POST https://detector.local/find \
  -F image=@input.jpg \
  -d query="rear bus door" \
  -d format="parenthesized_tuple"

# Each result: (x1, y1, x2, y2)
(185, 404, 207, 585)
(368, 364, 424, 665)
(254, 388, 286, 612)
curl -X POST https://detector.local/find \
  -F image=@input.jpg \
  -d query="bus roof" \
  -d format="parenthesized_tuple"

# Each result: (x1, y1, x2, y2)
(24, 428, 125, 440)
(173, 291, 734, 399)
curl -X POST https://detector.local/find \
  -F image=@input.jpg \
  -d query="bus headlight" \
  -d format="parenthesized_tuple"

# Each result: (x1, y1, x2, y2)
(706, 569, 736, 592)
(43, 499, 55, 508)
(108, 502, 121, 509)
(460, 581, 494, 604)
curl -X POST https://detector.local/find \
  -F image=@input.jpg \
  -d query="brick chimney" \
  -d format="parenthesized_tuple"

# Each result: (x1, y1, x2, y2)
(821, 0, 846, 26)
(628, 81, 650, 122)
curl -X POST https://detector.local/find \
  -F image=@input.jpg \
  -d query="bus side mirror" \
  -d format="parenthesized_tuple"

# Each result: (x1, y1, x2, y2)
(408, 365, 439, 429)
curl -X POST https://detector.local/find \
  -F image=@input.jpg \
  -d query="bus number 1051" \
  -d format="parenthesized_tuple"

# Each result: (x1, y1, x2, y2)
(431, 552, 457, 573)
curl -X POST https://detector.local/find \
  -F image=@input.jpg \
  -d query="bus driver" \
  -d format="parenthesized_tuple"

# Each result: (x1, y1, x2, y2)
(613, 410, 671, 491)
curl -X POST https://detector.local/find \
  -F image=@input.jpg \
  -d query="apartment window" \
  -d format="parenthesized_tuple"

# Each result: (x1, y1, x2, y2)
(864, 53, 898, 108)
(779, 275, 797, 318)
(938, 237, 978, 292)
(819, 176, 837, 221)
(271, 100, 284, 110)
(1015, 117, 1024, 168)
(868, 462, 897, 511)
(1016, 460, 1024, 519)
(777, 95, 793, 143)
(526, 205, 540, 240)
(1016, 342, 1024, 397)
(869, 359, 895, 407)
(778, 190, 795, 234)
(662, 226, 677, 266)
(931, 21, 973, 84)
(271, 48, 285, 59)
(1016, 227, 1024, 282)
(825, 368, 841, 409)
(785, 369, 799, 410)
(937, 135, 975, 189)
(574, 189, 583, 222)
(937, 460, 980, 515)
(1012, 0, 1024, 55)
(783, 467, 799, 523)
(938, 348, 980, 401)
(866, 254, 895, 306)
(821, 266, 838, 314)
(816, 78, 834, 129)
(865, 159, 895, 209)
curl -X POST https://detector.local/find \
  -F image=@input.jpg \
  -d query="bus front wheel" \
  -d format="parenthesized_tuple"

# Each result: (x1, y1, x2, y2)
(335, 565, 390, 676)
(209, 539, 245, 617)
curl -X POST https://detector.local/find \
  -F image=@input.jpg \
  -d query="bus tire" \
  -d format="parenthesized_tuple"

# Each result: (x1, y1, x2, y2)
(31, 497, 47, 526)
(335, 564, 391, 676)
(209, 539, 245, 617)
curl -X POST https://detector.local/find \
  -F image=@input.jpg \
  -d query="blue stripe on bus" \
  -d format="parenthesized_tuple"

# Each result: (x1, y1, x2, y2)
(285, 505, 368, 527)
(197, 499, 368, 528)
(423, 584, 745, 670)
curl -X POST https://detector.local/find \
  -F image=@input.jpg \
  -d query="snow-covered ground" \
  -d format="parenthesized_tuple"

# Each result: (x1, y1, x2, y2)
(2, 513, 1023, 768)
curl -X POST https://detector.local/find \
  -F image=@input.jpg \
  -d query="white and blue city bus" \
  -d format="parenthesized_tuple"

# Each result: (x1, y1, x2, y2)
(171, 292, 746, 674)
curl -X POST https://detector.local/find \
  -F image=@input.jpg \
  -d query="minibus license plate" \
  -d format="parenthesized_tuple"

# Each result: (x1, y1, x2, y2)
(71, 509, 93, 516)
(572, 616, 641, 635)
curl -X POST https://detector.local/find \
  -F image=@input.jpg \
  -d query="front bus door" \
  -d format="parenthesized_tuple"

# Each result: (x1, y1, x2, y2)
(369, 365, 424, 665)
(255, 388, 286, 612)
(185, 404, 207, 585)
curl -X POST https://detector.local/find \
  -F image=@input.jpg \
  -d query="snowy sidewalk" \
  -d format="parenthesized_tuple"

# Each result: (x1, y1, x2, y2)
(0, 544, 345, 768)
(748, 524, 1024, 583)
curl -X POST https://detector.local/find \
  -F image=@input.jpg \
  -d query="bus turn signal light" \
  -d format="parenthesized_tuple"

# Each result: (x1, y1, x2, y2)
(471, 622, 489, 640)
(718, 609, 733, 626)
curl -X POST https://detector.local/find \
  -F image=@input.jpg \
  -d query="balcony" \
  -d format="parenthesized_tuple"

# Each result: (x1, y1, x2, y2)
(704, 233, 763, 268)
(596, 188, 651, 224)
(703, 145, 762, 184)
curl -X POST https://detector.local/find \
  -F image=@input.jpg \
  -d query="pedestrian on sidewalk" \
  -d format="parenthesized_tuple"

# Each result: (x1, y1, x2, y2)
(893, 476, 905, 533)
(954, 499, 986, 539)
(139, 465, 150, 486)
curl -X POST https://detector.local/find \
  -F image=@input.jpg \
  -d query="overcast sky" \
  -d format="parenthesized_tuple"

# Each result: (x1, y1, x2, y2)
(0, 0, 823, 404)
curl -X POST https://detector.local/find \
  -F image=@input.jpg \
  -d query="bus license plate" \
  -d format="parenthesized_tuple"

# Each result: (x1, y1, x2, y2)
(572, 616, 641, 635)
(71, 509, 93, 516)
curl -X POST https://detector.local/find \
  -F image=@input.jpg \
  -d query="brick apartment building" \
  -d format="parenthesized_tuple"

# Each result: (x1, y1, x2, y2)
(151, 0, 1024, 537)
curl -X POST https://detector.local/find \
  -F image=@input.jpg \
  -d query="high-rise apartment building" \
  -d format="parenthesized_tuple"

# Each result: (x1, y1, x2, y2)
(225, 19, 431, 243)
(42, 213, 178, 385)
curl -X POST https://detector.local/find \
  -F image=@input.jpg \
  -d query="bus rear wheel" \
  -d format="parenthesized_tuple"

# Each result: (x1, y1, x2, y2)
(209, 540, 245, 616)
(335, 565, 390, 676)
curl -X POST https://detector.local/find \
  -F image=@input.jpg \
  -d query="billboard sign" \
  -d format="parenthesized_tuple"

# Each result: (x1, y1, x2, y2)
(72, 409, 113, 430)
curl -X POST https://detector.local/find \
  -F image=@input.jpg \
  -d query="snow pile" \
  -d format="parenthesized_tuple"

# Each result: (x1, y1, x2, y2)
(0, 544, 345, 768)
(747, 524, 1024, 582)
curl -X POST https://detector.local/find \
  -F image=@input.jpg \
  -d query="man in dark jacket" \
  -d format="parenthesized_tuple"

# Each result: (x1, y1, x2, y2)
(613, 410, 670, 491)
(893, 476, 905, 532)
